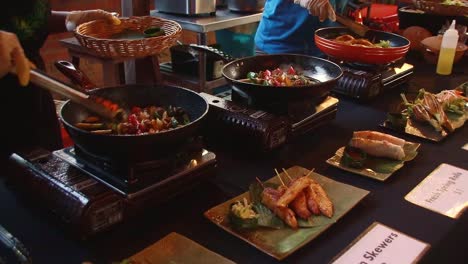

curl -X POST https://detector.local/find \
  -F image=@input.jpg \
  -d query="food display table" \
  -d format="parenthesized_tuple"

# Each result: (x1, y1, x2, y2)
(0, 53, 467, 263)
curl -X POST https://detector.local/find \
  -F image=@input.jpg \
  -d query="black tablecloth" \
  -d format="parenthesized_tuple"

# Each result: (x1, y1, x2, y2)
(1, 53, 467, 263)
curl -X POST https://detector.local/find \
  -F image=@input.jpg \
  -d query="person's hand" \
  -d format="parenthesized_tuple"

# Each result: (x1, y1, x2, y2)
(294, 0, 336, 22)
(0, 31, 34, 86)
(65, 9, 121, 31)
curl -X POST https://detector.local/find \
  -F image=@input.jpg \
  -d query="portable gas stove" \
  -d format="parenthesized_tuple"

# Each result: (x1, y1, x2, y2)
(201, 90, 339, 151)
(8, 142, 216, 238)
(330, 58, 414, 100)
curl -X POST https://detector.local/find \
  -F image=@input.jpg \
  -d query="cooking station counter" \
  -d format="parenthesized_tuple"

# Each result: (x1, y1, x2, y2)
(1, 54, 467, 263)
(151, 8, 262, 92)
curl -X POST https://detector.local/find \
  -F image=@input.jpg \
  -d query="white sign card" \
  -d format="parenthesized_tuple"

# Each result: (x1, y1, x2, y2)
(462, 143, 468, 151)
(405, 163, 468, 219)
(332, 222, 429, 264)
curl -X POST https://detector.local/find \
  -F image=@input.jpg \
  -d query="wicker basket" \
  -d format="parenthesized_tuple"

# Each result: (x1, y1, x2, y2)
(74, 16, 182, 58)
(412, 0, 468, 16)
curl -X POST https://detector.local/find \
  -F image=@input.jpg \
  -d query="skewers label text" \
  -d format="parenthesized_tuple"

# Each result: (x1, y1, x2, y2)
(331, 223, 429, 264)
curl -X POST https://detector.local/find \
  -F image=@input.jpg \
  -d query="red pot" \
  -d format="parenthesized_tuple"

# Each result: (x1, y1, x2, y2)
(315, 27, 410, 64)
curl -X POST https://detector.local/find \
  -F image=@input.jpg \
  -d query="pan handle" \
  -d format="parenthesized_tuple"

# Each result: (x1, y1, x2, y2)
(54, 60, 97, 91)
(187, 44, 236, 63)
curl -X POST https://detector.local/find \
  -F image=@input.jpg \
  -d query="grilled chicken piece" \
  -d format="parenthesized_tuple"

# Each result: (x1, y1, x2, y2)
(289, 191, 312, 219)
(310, 180, 334, 218)
(411, 104, 443, 131)
(276, 176, 312, 208)
(421, 92, 454, 132)
(349, 137, 405, 160)
(304, 185, 321, 215)
(353, 131, 406, 147)
(281, 179, 312, 219)
(262, 187, 298, 229)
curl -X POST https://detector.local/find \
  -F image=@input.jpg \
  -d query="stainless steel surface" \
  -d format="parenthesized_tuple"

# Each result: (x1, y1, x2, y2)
(150, 8, 262, 33)
(162, 68, 227, 92)
(228, 0, 265, 12)
(151, 7, 262, 92)
(156, 0, 216, 15)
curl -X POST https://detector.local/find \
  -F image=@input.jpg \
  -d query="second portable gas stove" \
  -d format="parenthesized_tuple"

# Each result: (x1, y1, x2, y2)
(201, 90, 339, 151)
(330, 58, 414, 100)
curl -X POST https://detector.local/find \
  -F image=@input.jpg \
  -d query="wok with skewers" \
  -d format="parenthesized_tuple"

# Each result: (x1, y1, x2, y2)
(55, 61, 209, 161)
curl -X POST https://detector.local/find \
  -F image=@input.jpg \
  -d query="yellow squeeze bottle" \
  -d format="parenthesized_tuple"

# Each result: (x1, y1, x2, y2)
(436, 20, 459, 75)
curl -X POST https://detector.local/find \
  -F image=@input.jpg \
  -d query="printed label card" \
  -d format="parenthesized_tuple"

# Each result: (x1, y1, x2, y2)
(405, 163, 468, 218)
(332, 222, 429, 264)
(462, 143, 468, 151)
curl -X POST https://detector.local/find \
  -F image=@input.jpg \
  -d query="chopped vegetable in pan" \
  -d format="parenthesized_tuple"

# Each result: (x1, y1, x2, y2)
(245, 66, 318, 86)
(75, 105, 190, 135)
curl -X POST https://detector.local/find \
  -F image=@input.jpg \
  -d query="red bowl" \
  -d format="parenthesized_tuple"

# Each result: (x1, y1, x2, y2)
(315, 27, 410, 64)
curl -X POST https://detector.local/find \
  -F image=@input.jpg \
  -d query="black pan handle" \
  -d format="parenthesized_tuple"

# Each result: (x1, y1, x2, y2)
(54, 60, 97, 91)
(188, 44, 236, 62)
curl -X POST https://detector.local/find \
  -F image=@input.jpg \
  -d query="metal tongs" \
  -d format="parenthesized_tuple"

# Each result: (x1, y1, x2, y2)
(29, 69, 125, 121)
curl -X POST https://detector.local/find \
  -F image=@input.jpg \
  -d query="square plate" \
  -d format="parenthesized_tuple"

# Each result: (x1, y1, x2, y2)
(380, 119, 448, 142)
(326, 142, 421, 181)
(204, 166, 369, 260)
(381, 85, 468, 142)
(128, 232, 235, 264)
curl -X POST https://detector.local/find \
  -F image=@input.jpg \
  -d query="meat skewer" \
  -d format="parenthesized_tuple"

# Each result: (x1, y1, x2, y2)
(276, 175, 313, 208)
(261, 187, 298, 229)
(280, 169, 312, 220)
(309, 179, 334, 218)
(301, 169, 321, 215)
(257, 176, 298, 229)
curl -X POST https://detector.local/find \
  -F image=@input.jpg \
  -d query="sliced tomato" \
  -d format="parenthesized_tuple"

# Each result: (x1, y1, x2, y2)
(287, 66, 296, 75)
(131, 106, 142, 114)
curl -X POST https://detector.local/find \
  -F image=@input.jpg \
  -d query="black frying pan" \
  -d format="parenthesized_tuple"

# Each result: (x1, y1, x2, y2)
(49, 61, 209, 161)
(188, 45, 343, 111)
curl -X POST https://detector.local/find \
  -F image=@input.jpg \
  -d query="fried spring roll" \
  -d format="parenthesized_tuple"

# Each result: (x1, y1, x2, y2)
(276, 176, 312, 208)
(349, 137, 405, 160)
(262, 187, 298, 229)
(304, 185, 321, 215)
(353, 131, 405, 147)
(310, 180, 334, 218)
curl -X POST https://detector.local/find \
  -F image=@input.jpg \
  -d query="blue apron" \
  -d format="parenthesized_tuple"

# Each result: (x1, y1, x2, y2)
(254, 0, 347, 56)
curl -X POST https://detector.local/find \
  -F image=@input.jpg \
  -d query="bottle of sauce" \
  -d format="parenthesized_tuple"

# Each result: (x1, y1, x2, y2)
(436, 20, 459, 75)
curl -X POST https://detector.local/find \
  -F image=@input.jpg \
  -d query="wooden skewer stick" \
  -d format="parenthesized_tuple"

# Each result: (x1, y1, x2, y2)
(282, 168, 293, 181)
(304, 168, 315, 178)
(274, 168, 287, 186)
(255, 177, 265, 189)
